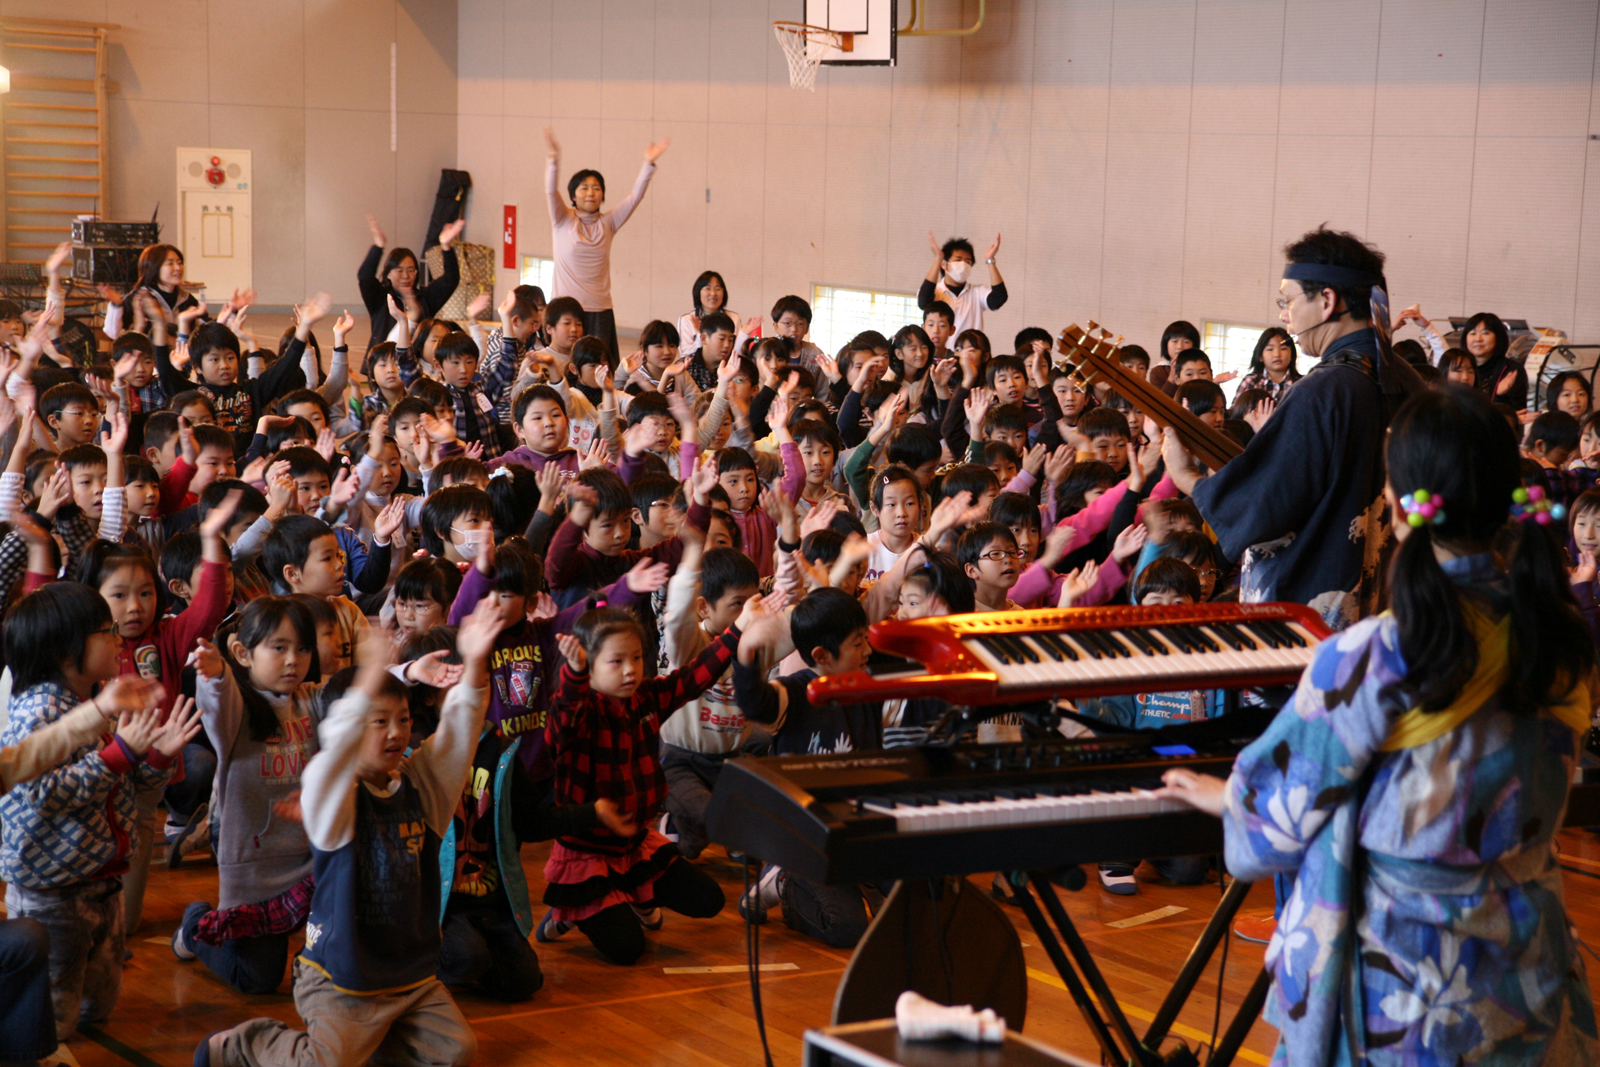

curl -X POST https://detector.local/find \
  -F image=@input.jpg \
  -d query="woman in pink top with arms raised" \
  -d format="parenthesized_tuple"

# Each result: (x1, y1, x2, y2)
(543, 127, 669, 367)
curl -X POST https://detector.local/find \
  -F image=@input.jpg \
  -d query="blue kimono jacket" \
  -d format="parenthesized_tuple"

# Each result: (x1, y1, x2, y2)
(1224, 557, 1598, 1066)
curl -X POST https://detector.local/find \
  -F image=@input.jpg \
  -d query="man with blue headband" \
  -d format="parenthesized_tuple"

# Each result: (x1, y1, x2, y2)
(1163, 226, 1421, 629)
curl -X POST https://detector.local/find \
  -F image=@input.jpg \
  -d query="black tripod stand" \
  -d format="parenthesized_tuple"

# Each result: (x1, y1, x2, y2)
(1004, 871, 1269, 1067)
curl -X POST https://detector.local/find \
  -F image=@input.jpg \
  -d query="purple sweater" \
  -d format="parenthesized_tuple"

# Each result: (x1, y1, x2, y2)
(448, 564, 642, 777)
(488, 445, 580, 476)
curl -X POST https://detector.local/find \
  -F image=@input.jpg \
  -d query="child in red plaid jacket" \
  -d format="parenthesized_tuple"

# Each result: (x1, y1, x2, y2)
(535, 596, 769, 964)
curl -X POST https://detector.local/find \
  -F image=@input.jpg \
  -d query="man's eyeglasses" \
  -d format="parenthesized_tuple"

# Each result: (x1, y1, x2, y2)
(1275, 290, 1316, 312)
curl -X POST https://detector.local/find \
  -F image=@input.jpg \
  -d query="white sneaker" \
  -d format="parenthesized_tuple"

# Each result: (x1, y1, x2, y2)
(535, 909, 572, 942)
(739, 865, 784, 923)
(1098, 862, 1138, 896)
(631, 903, 664, 930)
(657, 812, 678, 842)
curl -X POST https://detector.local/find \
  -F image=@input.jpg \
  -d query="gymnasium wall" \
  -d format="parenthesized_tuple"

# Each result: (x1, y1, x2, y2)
(458, 0, 1600, 353)
(0, 0, 458, 307)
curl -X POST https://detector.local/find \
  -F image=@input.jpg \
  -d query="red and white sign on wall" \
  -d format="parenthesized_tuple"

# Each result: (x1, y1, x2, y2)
(502, 205, 517, 269)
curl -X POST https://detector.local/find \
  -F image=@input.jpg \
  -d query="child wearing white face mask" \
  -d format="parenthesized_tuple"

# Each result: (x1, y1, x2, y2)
(916, 232, 1008, 343)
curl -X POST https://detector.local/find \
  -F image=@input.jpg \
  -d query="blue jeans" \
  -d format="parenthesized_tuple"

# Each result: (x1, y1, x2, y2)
(165, 741, 216, 822)
(182, 901, 290, 995)
(0, 917, 55, 1060)
(779, 875, 870, 949)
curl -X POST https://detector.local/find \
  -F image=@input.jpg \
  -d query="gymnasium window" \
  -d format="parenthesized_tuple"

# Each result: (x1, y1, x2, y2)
(520, 255, 555, 297)
(1202, 321, 1270, 401)
(810, 285, 921, 355)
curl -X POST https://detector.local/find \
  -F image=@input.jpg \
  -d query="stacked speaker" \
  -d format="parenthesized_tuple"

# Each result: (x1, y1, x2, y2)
(70, 218, 160, 286)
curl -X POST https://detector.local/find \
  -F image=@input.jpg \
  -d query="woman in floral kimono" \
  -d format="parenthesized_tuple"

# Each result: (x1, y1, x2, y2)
(1161, 385, 1599, 1066)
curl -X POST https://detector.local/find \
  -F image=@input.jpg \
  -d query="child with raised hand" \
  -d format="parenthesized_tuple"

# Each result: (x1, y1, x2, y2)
(172, 595, 324, 994)
(658, 523, 781, 859)
(545, 469, 686, 608)
(156, 320, 306, 451)
(1, 582, 204, 1043)
(535, 596, 765, 965)
(200, 604, 501, 1067)
(433, 542, 657, 1000)
(0, 672, 167, 1066)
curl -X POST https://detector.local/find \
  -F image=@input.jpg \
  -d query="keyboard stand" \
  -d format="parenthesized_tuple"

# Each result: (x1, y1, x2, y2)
(1004, 872, 1267, 1067)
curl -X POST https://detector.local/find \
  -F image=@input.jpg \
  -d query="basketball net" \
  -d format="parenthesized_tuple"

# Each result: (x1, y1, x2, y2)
(773, 21, 841, 92)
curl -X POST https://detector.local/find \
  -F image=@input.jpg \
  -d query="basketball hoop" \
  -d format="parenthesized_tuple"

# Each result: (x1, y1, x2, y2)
(773, 21, 852, 91)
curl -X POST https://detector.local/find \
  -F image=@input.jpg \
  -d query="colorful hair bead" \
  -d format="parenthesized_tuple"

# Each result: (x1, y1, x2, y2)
(1510, 485, 1566, 525)
(1399, 489, 1446, 528)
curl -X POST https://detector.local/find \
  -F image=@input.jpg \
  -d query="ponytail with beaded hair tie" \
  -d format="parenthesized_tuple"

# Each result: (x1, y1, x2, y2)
(1398, 489, 1446, 528)
(1510, 485, 1566, 526)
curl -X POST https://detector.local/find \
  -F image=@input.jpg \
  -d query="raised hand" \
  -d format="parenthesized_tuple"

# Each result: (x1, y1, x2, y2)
(800, 496, 840, 538)
(556, 632, 586, 672)
(331, 309, 356, 347)
(327, 466, 361, 510)
(535, 461, 564, 513)
(314, 427, 338, 461)
(1246, 397, 1275, 433)
(623, 558, 671, 594)
(924, 490, 973, 548)
(96, 675, 165, 720)
(44, 241, 71, 280)
(644, 137, 671, 163)
(1043, 444, 1074, 485)
(199, 488, 244, 542)
(1574, 550, 1598, 586)
(373, 497, 407, 544)
(266, 461, 295, 514)
(1037, 523, 1076, 570)
(439, 218, 466, 249)
(35, 466, 71, 519)
(814, 352, 840, 384)
(1496, 367, 1519, 397)
(406, 649, 465, 689)
(456, 596, 508, 669)
(1059, 560, 1100, 608)
(716, 353, 743, 387)
(985, 233, 1002, 262)
(565, 482, 599, 528)
(462, 440, 484, 461)
(367, 214, 388, 248)
(579, 437, 611, 470)
(1112, 521, 1148, 564)
(300, 291, 332, 326)
(100, 408, 131, 455)
(151, 696, 206, 760)
(1022, 441, 1049, 477)
(543, 127, 561, 157)
(419, 411, 460, 445)
(735, 591, 776, 633)
(689, 451, 719, 504)
(964, 386, 994, 436)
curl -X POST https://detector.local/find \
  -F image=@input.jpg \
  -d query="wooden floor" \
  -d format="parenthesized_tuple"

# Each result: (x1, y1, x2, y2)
(23, 829, 1600, 1067)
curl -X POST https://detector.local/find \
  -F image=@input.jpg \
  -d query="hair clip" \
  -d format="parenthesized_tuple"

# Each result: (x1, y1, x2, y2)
(1511, 485, 1566, 525)
(1399, 489, 1446, 528)
(489, 465, 513, 481)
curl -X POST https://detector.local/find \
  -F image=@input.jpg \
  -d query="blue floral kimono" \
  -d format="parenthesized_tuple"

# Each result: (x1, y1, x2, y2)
(1224, 556, 1599, 1066)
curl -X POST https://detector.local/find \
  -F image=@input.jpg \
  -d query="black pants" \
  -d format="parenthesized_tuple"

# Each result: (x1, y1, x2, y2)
(437, 905, 543, 1001)
(575, 860, 724, 965)
(581, 308, 619, 366)
(164, 740, 215, 822)
(0, 917, 54, 1061)
(662, 734, 769, 859)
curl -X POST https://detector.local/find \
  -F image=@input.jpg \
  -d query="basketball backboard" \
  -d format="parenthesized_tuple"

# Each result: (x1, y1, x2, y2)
(804, 0, 895, 65)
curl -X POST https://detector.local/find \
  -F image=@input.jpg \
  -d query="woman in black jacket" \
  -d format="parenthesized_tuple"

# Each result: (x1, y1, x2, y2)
(356, 214, 463, 352)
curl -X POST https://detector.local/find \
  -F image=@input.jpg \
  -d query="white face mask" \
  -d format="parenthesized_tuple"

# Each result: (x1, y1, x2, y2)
(452, 528, 490, 560)
(945, 261, 971, 285)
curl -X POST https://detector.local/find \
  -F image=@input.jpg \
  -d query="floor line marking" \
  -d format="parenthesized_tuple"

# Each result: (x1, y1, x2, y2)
(663, 962, 799, 974)
(79, 1024, 165, 1067)
(1106, 905, 1187, 929)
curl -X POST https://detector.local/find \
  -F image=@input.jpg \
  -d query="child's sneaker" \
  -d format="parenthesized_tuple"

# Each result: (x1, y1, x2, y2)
(738, 864, 784, 924)
(172, 901, 208, 961)
(535, 909, 572, 942)
(1098, 862, 1138, 896)
(657, 812, 678, 842)
(631, 904, 664, 930)
(168, 802, 211, 870)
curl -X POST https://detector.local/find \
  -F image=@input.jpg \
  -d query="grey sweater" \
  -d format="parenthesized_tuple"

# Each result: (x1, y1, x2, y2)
(198, 672, 323, 910)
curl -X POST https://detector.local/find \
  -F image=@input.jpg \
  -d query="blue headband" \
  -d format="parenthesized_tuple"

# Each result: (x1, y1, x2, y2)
(1282, 262, 1384, 290)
